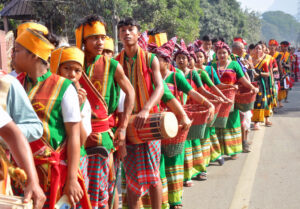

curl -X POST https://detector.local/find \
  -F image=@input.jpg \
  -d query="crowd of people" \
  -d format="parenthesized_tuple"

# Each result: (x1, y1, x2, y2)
(0, 14, 299, 209)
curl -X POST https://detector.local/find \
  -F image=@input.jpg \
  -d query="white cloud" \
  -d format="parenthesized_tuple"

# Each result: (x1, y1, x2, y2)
(237, 0, 275, 13)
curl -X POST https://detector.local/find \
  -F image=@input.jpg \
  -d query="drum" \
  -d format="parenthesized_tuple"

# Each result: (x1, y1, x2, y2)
(127, 112, 178, 144)
(0, 194, 32, 209)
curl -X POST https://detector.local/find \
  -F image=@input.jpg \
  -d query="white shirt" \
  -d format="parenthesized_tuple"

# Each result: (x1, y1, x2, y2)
(0, 106, 12, 128)
(61, 85, 81, 123)
(81, 99, 92, 136)
(117, 89, 126, 113)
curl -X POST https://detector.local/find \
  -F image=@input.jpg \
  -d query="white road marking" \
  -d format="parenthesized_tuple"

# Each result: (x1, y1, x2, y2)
(229, 126, 266, 209)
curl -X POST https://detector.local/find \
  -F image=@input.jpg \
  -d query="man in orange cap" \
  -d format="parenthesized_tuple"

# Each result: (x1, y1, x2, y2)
(75, 14, 135, 209)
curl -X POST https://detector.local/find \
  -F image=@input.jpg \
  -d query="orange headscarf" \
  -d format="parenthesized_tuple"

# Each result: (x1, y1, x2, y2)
(50, 46, 84, 74)
(17, 22, 49, 37)
(16, 28, 54, 61)
(75, 21, 106, 49)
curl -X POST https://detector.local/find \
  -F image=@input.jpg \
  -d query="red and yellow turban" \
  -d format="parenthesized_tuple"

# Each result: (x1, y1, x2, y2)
(269, 39, 279, 46)
(148, 33, 168, 47)
(16, 28, 54, 61)
(75, 21, 106, 49)
(103, 37, 114, 52)
(17, 22, 49, 37)
(50, 46, 84, 74)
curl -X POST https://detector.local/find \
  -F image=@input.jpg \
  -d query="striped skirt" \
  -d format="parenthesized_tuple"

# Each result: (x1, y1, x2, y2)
(200, 128, 212, 167)
(139, 155, 169, 209)
(216, 110, 242, 156)
(207, 127, 222, 162)
(87, 155, 110, 209)
(80, 155, 89, 190)
(184, 139, 206, 182)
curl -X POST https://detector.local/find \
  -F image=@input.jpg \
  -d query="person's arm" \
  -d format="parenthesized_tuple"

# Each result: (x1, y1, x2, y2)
(61, 85, 83, 207)
(113, 63, 135, 147)
(79, 100, 92, 147)
(0, 112, 46, 208)
(7, 78, 43, 142)
(135, 56, 164, 129)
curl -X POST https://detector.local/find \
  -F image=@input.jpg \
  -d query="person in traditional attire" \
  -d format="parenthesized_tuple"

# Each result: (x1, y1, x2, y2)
(211, 41, 258, 159)
(50, 46, 91, 197)
(75, 14, 135, 209)
(174, 39, 215, 184)
(268, 39, 282, 110)
(279, 41, 291, 104)
(251, 42, 271, 130)
(0, 106, 46, 209)
(115, 17, 168, 209)
(153, 37, 214, 208)
(13, 28, 91, 208)
(194, 46, 232, 163)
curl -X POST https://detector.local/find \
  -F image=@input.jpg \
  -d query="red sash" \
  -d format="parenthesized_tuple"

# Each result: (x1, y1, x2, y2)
(29, 139, 91, 209)
(79, 72, 110, 133)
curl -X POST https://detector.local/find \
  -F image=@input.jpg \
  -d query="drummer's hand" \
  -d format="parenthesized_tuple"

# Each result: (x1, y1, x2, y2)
(116, 144, 127, 161)
(179, 115, 192, 131)
(77, 88, 87, 107)
(23, 180, 46, 209)
(134, 109, 150, 129)
(207, 105, 215, 123)
(251, 87, 259, 94)
(63, 178, 83, 208)
(114, 128, 126, 147)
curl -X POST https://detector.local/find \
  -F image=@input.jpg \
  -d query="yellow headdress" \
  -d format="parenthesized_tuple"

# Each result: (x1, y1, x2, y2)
(75, 21, 106, 49)
(103, 37, 114, 52)
(148, 33, 168, 47)
(50, 46, 84, 74)
(16, 28, 54, 61)
(17, 22, 49, 37)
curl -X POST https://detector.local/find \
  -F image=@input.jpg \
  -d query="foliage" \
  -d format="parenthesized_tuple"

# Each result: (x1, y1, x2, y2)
(198, 0, 261, 45)
(261, 11, 300, 45)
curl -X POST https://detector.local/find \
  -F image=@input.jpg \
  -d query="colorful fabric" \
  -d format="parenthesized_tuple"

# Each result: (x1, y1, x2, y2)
(16, 28, 54, 61)
(193, 40, 203, 53)
(216, 109, 242, 156)
(233, 37, 247, 45)
(214, 41, 231, 54)
(208, 127, 222, 162)
(212, 61, 245, 85)
(29, 139, 91, 209)
(174, 39, 190, 59)
(184, 139, 206, 181)
(197, 68, 214, 87)
(200, 128, 212, 166)
(252, 57, 268, 122)
(20, 71, 71, 149)
(269, 39, 279, 46)
(138, 31, 149, 51)
(80, 155, 89, 190)
(212, 61, 243, 156)
(50, 46, 84, 74)
(139, 155, 169, 209)
(87, 155, 109, 209)
(187, 44, 197, 62)
(203, 65, 221, 85)
(148, 32, 168, 47)
(153, 37, 177, 63)
(165, 151, 185, 207)
(75, 21, 106, 49)
(116, 46, 158, 114)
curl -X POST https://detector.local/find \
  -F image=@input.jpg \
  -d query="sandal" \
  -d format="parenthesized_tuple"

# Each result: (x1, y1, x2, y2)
(253, 124, 260, 130)
(170, 204, 183, 209)
(183, 180, 193, 187)
(265, 121, 272, 127)
(231, 154, 238, 160)
(217, 157, 225, 166)
(196, 172, 207, 181)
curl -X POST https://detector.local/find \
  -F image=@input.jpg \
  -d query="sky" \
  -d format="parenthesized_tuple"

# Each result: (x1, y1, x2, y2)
(237, 0, 298, 17)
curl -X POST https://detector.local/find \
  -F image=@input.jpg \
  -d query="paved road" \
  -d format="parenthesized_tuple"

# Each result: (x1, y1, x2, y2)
(182, 82, 300, 209)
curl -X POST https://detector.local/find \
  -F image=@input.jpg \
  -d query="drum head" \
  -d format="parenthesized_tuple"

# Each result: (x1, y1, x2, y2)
(161, 112, 178, 138)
